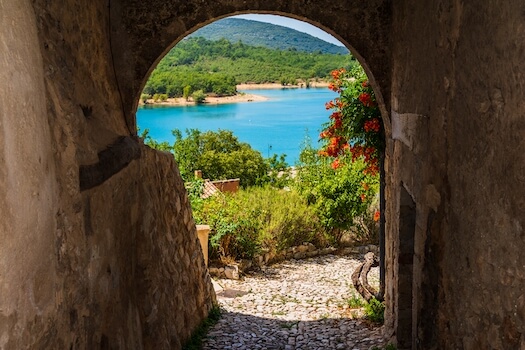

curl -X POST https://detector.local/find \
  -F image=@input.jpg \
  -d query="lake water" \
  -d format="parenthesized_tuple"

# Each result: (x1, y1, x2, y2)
(136, 88, 337, 164)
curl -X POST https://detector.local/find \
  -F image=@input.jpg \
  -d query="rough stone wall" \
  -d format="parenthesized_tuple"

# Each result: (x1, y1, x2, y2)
(3, 0, 525, 348)
(0, 0, 215, 348)
(387, 1, 525, 348)
(137, 148, 216, 348)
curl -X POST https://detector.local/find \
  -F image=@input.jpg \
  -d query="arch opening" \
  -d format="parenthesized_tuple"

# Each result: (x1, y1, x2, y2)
(115, 5, 387, 348)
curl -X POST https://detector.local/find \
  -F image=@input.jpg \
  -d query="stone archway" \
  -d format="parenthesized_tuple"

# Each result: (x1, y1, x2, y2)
(111, 2, 397, 345)
(108, 1, 393, 137)
(6, 0, 524, 348)
(112, 1, 392, 344)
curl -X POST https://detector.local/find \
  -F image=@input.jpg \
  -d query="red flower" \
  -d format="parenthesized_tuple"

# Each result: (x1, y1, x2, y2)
(360, 194, 367, 202)
(330, 111, 341, 119)
(331, 68, 346, 80)
(325, 100, 335, 110)
(373, 211, 380, 222)
(362, 80, 369, 88)
(364, 118, 380, 132)
(328, 82, 340, 92)
(359, 93, 374, 107)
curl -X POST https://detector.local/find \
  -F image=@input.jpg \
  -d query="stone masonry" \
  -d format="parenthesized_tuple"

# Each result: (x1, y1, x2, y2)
(1, 0, 525, 349)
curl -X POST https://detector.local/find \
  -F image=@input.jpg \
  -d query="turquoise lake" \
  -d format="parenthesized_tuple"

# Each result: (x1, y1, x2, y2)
(136, 88, 337, 164)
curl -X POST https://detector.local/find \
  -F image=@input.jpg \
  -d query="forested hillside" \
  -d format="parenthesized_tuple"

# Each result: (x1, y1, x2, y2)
(188, 18, 349, 55)
(144, 37, 355, 97)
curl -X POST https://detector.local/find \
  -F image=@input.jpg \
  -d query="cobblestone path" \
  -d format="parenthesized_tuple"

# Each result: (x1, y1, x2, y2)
(203, 254, 385, 350)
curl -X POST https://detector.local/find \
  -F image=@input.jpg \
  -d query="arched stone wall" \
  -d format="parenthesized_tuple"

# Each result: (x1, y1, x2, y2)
(2, 0, 525, 349)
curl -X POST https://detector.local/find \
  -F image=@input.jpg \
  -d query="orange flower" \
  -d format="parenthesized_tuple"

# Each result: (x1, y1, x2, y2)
(360, 194, 367, 202)
(362, 182, 370, 191)
(358, 92, 375, 107)
(373, 211, 380, 222)
(331, 158, 341, 169)
(325, 100, 335, 110)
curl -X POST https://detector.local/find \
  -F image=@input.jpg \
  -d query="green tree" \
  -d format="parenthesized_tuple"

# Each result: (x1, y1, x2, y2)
(183, 85, 192, 101)
(192, 90, 206, 104)
(142, 37, 355, 96)
(172, 129, 270, 187)
(140, 128, 173, 152)
(140, 93, 151, 103)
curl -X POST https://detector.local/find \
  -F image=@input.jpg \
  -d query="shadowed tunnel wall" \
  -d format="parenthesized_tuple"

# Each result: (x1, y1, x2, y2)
(1, 0, 525, 349)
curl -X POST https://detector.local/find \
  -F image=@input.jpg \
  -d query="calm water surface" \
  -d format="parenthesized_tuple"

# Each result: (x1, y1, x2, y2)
(136, 88, 337, 164)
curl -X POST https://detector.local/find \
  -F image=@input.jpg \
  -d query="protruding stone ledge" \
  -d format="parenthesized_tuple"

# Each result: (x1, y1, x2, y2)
(79, 136, 141, 191)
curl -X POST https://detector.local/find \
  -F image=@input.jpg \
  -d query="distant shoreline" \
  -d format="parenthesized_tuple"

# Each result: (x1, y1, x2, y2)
(139, 82, 329, 107)
(237, 82, 329, 90)
(140, 92, 268, 107)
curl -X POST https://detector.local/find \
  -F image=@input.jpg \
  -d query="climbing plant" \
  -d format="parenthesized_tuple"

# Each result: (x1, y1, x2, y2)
(319, 66, 384, 176)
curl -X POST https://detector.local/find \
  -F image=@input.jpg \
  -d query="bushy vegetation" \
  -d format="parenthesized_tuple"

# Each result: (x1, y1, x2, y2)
(191, 185, 326, 261)
(142, 128, 288, 188)
(294, 138, 379, 244)
(144, 37, 355, 96)
(178, 132, 380, 262)
(143, 68, 237, 98)
(364, 297, 385, 324)
(172, 129, 275, 187)
(143, 127, 379, 261)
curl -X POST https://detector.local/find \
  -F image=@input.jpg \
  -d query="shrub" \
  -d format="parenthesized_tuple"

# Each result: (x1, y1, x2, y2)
(295, 140, 379, 245)
(140, 93, 151, 103)
(192, 89, 207, 104)
(192, 185, 326, 261)
(195, 193, 261, 260)
(364, 297, 385, 324)
(233, 186, 325, 251)
(347, 294, 365, 309)
(173, 129, 271, 187)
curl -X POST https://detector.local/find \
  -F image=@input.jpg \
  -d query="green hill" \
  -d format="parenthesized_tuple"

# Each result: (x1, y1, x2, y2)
(143, 20, 356, 98)
(189, 18, 348, 55)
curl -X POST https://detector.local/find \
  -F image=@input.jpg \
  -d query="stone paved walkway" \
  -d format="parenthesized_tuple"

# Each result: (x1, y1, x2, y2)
(203, 254, 385, 350)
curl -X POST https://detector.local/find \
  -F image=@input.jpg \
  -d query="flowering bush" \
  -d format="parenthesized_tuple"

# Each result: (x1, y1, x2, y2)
(295, 140, 379, 245)
(319, 66, 384, 176)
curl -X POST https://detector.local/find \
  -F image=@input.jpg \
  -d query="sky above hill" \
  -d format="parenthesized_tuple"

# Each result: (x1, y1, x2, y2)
(232, 14, 345, 47)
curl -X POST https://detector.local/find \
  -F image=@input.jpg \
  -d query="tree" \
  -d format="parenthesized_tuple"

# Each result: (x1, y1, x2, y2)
(192, 90, 206, 104)
(140, 129, 173, 152)
(140, 93, 151, 103)
(172, 129, 270, 187)
(183, 85, 192, 101)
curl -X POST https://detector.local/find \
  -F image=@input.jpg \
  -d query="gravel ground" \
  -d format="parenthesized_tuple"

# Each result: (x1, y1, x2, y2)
(202, 254, 386, 350)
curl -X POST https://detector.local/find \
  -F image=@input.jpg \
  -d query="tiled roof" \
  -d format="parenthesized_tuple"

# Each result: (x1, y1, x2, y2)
(201, 180, 221, 199)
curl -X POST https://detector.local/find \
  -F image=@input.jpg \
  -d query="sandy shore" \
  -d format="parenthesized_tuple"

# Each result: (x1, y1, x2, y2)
(140, 82, 329, 106)
(141, 92, 268, 106)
